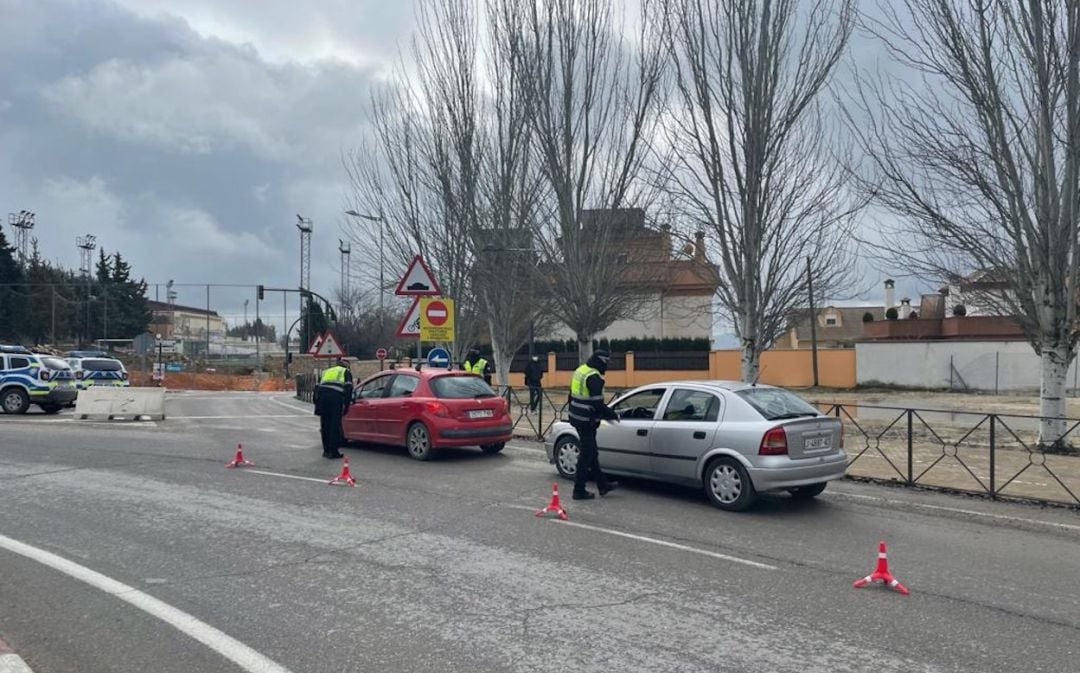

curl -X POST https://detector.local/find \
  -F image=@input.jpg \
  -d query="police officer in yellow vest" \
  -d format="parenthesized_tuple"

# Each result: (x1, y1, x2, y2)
(314, 357, 353, 459)
(567, 349, 620, 500)
(463, 348, 492, 385)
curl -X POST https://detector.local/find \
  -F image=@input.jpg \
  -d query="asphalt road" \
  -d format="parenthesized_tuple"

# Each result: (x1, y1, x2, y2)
(1, 391, 1079, 673)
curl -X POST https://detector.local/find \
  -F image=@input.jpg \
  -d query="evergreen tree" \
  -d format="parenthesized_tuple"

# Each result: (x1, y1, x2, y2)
(0, 228, 22, 341)
(109, 252, 151, 339)
(300, 297, 329, 351)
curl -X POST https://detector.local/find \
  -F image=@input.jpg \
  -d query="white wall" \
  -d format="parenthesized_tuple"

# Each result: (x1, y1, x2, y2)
(549, 292, 713, 341)
(856, 340, 1080, 391)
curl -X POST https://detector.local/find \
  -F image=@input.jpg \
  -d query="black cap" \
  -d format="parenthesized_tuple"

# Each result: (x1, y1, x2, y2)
(594, 349, 611, 360)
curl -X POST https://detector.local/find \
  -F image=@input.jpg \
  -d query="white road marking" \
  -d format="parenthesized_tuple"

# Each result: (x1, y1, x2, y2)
(0, 653, 34, 673)
(505, 505, 776, 570)
(267, 397, 314, 414)
(245, 469, 332, 485)
(554, 520, 778, 570)
(169, 415, 306, 420)
(829, 491, 1080, 533)
(0, 532, 294, 673)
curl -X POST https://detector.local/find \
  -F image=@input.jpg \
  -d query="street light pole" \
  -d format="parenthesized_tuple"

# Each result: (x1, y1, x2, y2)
(344, 210, 385, 313)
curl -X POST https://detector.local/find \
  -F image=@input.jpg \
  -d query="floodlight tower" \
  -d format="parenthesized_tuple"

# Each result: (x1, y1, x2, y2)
(77, 234, 97, 345)
(296, 214, 313, 292)
(8, 210, 35, 267)
(338, 238, 351, 318)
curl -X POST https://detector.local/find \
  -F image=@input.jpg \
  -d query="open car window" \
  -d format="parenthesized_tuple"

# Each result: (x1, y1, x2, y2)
(611, 389, 666, 420)
(660, 389, 721, 422)
(356, 375, 392, 400)
(387, 375, 419, 398)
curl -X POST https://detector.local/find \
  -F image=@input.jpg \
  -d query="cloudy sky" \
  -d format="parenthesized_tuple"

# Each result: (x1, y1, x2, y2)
(0, 0, 416, 327)
(1, 0, 916, 333)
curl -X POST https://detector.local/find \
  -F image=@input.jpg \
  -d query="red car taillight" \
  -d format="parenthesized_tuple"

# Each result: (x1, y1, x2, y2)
(759, 427, 788, 456)
(425, 402, 451, 418)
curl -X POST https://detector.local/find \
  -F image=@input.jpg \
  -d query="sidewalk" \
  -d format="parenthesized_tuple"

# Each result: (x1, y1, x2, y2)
(0, 637, 35, 673)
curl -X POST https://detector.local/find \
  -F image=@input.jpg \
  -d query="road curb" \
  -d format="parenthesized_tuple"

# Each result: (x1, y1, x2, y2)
(0, 637, 36, 673)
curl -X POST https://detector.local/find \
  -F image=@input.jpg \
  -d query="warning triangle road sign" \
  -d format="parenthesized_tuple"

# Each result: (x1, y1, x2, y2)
(315, 332, 345, 358)
(394, 255, 442, 296)
(396, 297, 422, 337)
(307, 333, 324, 355)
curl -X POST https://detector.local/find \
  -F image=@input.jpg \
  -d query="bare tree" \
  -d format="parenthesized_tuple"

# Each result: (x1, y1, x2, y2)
(344, 7, 485, 362)
(347, 0, 551, 382)
(661, 0, 860, 382)
(849, 0, 1080, 446)
(515, 0, 667, 360)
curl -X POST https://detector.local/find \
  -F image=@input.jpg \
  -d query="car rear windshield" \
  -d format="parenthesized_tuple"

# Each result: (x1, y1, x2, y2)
(41, 357, 71, 370)
(81, 358, 123, 371)
(430, 375, 497, 399)
(735, 388, 820, 420)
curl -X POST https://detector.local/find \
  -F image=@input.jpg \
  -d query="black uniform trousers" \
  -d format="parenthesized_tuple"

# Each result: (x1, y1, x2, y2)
(571, 420, 610, 494)
(528, 385, 542, 411)
(315, 387, 346, 455)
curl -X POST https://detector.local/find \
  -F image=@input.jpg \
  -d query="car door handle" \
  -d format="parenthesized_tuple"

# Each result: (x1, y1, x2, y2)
(636, 429, 648, 436)
(693, 431, 707, 439)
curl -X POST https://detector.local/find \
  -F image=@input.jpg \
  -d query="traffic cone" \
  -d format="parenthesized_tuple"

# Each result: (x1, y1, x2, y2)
(535, 483, 568, 520)
(225, 443, 254, 468)
(328, 456, 356, 487)
(853, 540, 909, 595)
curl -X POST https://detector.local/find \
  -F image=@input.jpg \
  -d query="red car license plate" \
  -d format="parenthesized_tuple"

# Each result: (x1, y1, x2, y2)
(468, 409, 494, 419)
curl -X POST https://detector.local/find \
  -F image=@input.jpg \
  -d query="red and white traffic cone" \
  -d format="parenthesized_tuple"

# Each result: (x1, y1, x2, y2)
(853, 540, 910, 595)
(535, 483, 568, 521)
(225, 443, 254, 468)
(328, 456, 356, 487)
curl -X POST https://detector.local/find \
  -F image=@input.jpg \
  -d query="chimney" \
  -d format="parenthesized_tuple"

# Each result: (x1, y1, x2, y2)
(694, 231, 706, 261)
(899, 297, 912, 319)
(884, 279, 895, 312)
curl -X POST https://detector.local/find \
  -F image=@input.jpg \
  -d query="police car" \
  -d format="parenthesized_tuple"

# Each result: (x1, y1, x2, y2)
(0, 345, 79, 414)
(66, 356, 130, 390)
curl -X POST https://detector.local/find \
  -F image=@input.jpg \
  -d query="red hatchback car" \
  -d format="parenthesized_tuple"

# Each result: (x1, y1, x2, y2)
(343, 369, 513, 460)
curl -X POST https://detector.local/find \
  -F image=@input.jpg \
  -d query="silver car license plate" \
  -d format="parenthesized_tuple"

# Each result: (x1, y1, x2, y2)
(469, 409, 494, 419)
(805, 436, 831, 450)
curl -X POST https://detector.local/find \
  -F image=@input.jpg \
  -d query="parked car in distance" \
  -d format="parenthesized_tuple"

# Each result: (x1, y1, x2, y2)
(344, 369, 513, 460)
(66, 357, 130, 390)
(544, 381, 846, 511)
(0, 349, 78, 414)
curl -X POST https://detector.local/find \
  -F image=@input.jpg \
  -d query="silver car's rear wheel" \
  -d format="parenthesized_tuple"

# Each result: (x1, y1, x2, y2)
(704, 457, 756, 512)
(554, 436, 580, 480)
(406, 422, 434, 461)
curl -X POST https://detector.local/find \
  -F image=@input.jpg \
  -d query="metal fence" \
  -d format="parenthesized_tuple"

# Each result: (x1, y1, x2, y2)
(634, 351, 710, 371)
(818, 402, 1080, 508)
(295, 373, 316, 403)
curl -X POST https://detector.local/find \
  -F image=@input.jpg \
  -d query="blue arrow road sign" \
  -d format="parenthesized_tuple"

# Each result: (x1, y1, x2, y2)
(426, 347, 451, 368)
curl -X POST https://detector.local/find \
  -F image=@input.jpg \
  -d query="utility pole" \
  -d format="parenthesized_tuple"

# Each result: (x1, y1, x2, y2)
(339, 238, 351, 320)
(806, 256, 819, 388)
(344, 210, 384, 312)
(296, 214, 313, 346)
(77, 235, 96, 347)
(8, 210, 34, 268)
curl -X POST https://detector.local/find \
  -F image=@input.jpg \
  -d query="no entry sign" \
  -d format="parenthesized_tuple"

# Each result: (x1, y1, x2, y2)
(375, 348, 388, 360)
(420, 297, 455, 342)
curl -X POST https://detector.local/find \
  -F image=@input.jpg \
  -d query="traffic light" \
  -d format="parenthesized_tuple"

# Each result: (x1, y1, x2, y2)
(257, 284, 264, 301)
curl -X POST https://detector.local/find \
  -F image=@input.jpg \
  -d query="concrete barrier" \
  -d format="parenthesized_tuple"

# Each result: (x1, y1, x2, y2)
(75, 387, 167, 421)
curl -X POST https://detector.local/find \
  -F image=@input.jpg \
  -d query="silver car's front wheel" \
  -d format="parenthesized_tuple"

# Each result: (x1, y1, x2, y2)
(704, 457, 756, 512)
(554, 436, 580, 480)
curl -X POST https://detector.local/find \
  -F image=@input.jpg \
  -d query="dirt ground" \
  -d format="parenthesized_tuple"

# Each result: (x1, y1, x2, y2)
(799, 388, 1080, 418)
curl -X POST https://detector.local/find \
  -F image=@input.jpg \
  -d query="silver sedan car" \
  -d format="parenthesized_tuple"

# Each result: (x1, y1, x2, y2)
(544, 381, 846, 511)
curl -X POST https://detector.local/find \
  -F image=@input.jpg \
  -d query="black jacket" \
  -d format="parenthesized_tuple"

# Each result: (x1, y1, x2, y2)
(524, 360, 544, 387)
